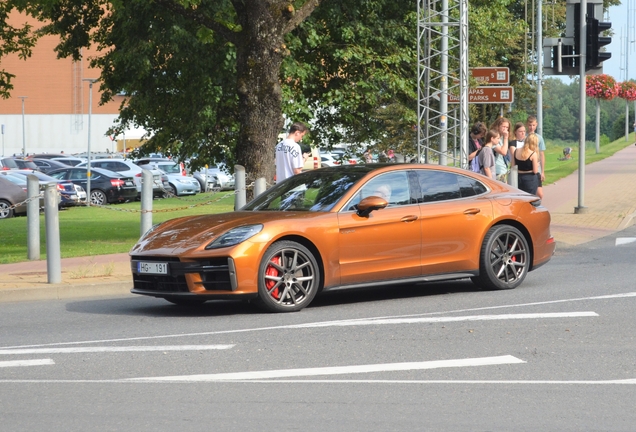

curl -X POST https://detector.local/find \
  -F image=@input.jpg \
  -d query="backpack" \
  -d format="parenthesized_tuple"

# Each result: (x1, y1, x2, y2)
(470, 148, 482, 173)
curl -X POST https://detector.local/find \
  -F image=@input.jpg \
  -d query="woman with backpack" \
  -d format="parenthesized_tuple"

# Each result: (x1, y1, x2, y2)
(468, 122, 486, 171)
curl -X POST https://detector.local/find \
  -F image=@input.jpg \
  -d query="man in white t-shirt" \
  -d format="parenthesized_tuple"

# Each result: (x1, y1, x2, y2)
(275, 122, 309, 183)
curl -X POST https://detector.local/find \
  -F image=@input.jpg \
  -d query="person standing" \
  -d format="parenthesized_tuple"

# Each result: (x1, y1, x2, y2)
(479, 129, 498, 180)
(526, 115, 546, 198)
(511, 133, 539, 195)
(508, 122, 527, 155)
(468, 122, 487, 164)
(489, 117, 511, 183)
(275, 122, 309, 182)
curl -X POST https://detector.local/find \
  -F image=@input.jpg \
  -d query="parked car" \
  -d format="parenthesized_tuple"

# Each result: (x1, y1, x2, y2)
(130, 164, 555, 311)
(50, 156, 86, 167)
(0, 175, 28, 218)
(199, 163, 234, 190)
(76, 159, 167, 198)
(136, 159, 199, 196)
(28, 153, 66, 160)
(47, 167, 138, 205)
(30, 158, 72, 174)
(0, 157, 21, 171)
(12, 158, 42, 171)
(8, 170, 84, 207)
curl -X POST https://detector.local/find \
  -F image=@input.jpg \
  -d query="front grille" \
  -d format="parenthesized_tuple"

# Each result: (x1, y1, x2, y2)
(133, 274, 189, 293)
(131, 256, 234, 292)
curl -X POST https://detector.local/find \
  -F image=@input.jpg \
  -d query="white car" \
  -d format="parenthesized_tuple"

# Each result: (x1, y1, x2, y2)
(76, 159, 166, 198)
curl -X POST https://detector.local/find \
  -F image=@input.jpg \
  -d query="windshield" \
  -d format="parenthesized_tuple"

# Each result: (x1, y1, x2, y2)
(243, 168, 370, 212)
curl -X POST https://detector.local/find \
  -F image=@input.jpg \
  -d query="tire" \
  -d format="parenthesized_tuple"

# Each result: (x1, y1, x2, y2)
(163, 184, 177, 198)
(90, 189, 108, 206)
(472, 225, 530, 290)
(256, 240, 320, 312)
(0, 200, 14, 219)
(164, 296, 208, 306)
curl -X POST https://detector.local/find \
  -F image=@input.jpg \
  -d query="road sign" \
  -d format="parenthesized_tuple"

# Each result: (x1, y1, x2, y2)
(470, 67, 510, 85)
(447, 86, 514, 104)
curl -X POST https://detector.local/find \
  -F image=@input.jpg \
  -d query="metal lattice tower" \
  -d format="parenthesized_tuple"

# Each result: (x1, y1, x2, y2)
(417, 0, 469, 167)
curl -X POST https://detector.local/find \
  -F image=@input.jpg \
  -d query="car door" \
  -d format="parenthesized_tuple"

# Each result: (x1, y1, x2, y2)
(415, 170, 493, 275)
(336, 171, 421, 285)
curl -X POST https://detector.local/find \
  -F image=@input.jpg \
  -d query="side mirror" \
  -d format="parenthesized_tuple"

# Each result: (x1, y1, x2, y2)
(355, 196, 388, 217)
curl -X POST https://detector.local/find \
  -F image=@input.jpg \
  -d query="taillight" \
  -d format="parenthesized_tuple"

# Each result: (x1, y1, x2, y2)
(56, 183, 65, 192)
(313, 156, 319, 169)
(111, 179, 125, 187)
(135, 173, 142, 177)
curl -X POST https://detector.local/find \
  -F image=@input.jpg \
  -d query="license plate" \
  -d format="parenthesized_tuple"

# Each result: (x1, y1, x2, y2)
(137, 261, 169, 275)
(125, 181, 134, 186)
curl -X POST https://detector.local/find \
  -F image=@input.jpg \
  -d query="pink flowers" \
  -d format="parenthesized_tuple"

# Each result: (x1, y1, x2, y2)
(585, 74, 618, 100)
(618, 81, 636, 102)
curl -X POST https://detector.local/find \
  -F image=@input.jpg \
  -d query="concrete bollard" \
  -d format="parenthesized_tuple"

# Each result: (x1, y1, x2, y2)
(508, 166, 518, 189)
(254, 177, 266, 198)
(27, 175, 40, 261)
(234, 165, 246, 210)
(44, 183, 61, 284)
(140, 169, 153, 236)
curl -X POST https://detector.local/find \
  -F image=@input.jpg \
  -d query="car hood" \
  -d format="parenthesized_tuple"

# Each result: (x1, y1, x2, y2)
(131, 211, 326, 255)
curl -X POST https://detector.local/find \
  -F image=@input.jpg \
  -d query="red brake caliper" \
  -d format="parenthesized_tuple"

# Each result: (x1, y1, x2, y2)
(265, 256, 281, 299)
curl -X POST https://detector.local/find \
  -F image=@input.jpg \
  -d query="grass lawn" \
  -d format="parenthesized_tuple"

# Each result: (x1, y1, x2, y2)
(2, 134, 634, 264)
(543, 133, 635, 185)
(0, 191, 236, 264)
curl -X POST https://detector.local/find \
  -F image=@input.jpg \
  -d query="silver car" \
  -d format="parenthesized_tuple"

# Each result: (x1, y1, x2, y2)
(138, 161, 201, 196)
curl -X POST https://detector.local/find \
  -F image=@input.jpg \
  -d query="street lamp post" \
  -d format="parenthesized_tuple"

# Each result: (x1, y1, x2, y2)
(83, 79, 98, 206)
(18, 96, 27, 156)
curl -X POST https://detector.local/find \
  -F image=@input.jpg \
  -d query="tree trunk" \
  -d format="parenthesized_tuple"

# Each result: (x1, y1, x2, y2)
(234, 5, 287, 191)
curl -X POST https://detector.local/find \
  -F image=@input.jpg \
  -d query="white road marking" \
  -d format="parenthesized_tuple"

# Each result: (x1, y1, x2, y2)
(616, 237, 636, 245)
(0, 359, 55, 368)
(3, 292, 633, 351)
(128, 355, 525, 382)
(0, 345, 234, 355)
(3, 378, 636, 385)
(288, 312, 598, 328)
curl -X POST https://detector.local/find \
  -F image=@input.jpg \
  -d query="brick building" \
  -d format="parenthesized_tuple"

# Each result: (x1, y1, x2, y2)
(0, 13, 146, 157)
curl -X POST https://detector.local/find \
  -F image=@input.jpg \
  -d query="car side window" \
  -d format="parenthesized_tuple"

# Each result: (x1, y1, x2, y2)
(70, 170, 87, 180)
(49, 170, 67, 180)
(348, 171, 411, 209)
(416, 171, 461, 203)
(457, 175, 488, 197)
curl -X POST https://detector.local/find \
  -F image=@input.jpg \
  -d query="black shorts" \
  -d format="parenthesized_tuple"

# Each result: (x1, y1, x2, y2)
(537, 173, 543, 187)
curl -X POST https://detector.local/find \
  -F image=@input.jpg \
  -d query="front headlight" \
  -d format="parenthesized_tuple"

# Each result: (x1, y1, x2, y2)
(205, 224, 263, 250)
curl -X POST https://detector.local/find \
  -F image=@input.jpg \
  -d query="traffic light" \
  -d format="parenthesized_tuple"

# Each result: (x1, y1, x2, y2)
(586, 14, 612, 69)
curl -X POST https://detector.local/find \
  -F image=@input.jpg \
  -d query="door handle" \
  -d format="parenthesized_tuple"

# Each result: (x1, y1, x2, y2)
(401, 215, 419, 222)
(463, 208, 481, 215)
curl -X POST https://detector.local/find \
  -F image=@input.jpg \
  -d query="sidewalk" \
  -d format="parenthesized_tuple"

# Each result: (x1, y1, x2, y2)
(1, 143, 635, 303)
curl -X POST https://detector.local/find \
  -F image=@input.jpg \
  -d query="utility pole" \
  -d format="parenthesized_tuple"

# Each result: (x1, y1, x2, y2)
(83, 79, 98, 206)
(18, 96, 27, 156)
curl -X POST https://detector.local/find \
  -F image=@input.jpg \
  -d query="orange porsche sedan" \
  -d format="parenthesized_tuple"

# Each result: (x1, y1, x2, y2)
(130, 164, 555, 312)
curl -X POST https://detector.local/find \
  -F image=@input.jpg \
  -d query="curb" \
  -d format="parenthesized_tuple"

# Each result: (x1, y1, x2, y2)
(0, 281, 132, 303)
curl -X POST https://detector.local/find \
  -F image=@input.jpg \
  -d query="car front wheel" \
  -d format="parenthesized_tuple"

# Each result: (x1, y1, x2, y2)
(0, 200, 14, 219)
(256, 241, 320, 312)
(472, 225, 530, 290)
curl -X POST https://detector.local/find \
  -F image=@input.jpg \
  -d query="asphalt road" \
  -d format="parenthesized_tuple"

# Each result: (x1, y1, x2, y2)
(1, 225, 636, 431)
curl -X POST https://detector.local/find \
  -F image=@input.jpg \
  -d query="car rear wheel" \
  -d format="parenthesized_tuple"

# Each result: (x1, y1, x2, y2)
(256, 241, 320, 312)
(472, 225, 529, 290)
(0, 200, 14, 219)
(90, 189, 107, 206)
